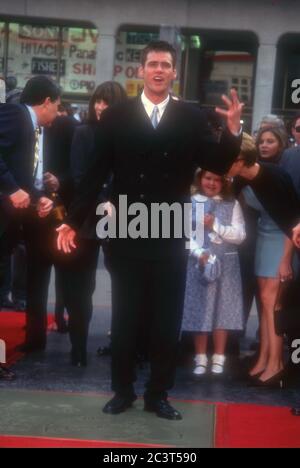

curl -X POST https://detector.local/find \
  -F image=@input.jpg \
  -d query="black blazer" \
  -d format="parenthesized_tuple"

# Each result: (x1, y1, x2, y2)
(70, 122, 110, 240)
(67, 96, 241, 259)
(0, 103, 38, 199)
(249, 163, 300, 238)
(43, 115, 79, 207)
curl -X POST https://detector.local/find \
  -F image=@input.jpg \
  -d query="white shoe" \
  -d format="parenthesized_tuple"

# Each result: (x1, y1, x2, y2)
(193, 354, 208, 376)
(211, 354, 226, 374)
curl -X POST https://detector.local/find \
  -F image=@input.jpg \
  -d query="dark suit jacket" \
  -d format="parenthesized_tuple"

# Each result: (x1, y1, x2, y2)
(44, 115, 79, 208)
(70, 122, 109, 240)
(0, 107, 78, 232)
(0, 103, 38, 199)
(67, 96, 241, 259)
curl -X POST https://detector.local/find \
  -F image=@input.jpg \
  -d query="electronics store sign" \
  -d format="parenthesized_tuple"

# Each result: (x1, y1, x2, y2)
(8, 24, 97, 94)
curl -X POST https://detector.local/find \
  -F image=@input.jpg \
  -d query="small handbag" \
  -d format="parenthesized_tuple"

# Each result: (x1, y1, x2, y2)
(201, 254, 222, 284)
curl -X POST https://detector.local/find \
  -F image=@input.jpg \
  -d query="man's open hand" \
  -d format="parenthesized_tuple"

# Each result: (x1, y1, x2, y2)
(215, 88, 244, 135)
(56, 224, 77, 253)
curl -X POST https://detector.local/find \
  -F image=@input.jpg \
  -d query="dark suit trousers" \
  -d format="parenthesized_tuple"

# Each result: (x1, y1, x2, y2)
(0, 212, 55, 346)
(109, 254, 187, 400)
(62, 239, 100, 356)
(22, 213, 57, 347)
(0, 240, 27, 301)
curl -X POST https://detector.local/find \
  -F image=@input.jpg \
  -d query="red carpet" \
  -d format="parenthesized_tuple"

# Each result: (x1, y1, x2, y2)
(216, 402, 300, 448)
(0, 312, 54, 365)
(0, 435, 166, 448)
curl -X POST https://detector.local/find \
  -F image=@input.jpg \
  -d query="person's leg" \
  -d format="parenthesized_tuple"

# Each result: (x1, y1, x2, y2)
(22, 218, 52, 349)
(145, 256, 187, 402)
(213, 330, 228, 355)
(63, 240, 100, 365)
(194, 334, 208, 355)
(54, 265, 68, 332)
(0, 254, 12, 306)
(211, 330, 229, 374)
(11, 241, 27, 309)
(141, 256, 187, 420)
(258, 278, 284, 382)
(0, 225, 17, 307)
(249, 277, 270, 376)
(109, 255, 145, 397)
(194, 333, 209, 375)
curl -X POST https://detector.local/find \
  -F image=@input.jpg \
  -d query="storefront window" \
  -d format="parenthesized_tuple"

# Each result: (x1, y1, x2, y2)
(60, 26, 97, 95)
(0, 19, 97, 97)
(7, 23, 60, 89)
(181, 32, 256, 107)
(273, 34, 300, 115)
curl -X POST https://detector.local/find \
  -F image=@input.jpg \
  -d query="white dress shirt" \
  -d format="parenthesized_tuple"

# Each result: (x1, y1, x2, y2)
(141, 91, 170, 125)
(26, 105, 44, 190)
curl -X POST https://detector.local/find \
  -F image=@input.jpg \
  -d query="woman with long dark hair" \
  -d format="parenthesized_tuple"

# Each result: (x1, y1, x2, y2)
(64, 82, 127, 367)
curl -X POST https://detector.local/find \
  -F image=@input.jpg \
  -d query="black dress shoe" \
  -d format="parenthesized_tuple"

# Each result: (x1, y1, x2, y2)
(144, 399, 182, 420)
(247, 370, 285, 388)
(15, 343, 46, 353)
(103, 394, 137, 415)
(0, 365, 15, 381)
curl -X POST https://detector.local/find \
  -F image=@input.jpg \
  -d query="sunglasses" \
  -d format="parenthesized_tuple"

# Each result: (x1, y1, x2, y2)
(294, 126, 300, 133)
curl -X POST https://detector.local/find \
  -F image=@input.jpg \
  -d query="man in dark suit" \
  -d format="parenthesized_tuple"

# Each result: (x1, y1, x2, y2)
(57, 41, 243, 420)
(0, 76, 61, 351)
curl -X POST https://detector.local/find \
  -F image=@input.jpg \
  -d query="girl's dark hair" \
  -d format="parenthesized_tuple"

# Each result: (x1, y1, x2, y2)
(88, 81, 127, 122)
(192, 169, 233, 200)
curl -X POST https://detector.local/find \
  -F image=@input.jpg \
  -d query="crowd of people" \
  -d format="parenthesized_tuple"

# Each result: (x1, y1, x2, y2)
(1, 40, 300, 420)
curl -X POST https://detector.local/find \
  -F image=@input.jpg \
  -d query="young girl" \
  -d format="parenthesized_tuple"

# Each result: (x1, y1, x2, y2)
(182, 170, 246, 376)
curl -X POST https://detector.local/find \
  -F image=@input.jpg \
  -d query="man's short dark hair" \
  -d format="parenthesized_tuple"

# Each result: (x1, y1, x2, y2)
(140, 41, 177, 68)
(20, 76, 61, 106)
